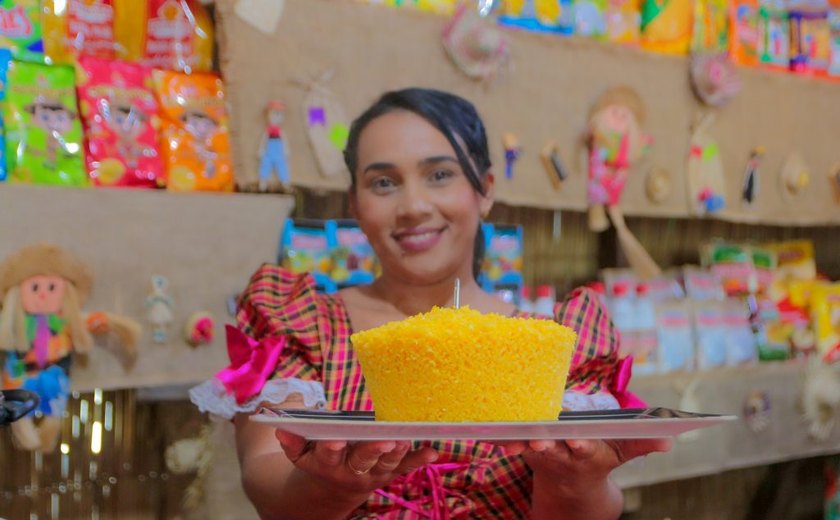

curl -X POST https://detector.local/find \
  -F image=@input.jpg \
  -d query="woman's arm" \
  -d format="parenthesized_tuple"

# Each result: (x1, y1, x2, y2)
(234, 414, 370, 520)
(234, 409, 440, 520)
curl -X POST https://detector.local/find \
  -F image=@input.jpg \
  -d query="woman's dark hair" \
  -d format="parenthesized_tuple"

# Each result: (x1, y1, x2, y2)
(343, 88, 491, 279)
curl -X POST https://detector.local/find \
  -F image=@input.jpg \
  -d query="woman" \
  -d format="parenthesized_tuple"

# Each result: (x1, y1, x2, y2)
(191, 88, 670, 519)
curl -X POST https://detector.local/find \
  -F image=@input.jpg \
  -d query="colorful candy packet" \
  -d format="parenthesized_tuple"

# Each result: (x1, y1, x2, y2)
(690, 0, 729, 52)
(0, 0, 45, 62)
(42, 0, 118, 65)
(77, 56, 163, 188)
(2, 60, 87, 186)
(116, 0, 214, 73)
(152, 69, 234, 192)
(789, 3, 831, 74)
(0, 49, 10, 182)
(729, 0, 761, 66)
(640, 0, 694, 54)
(758, 0, 790, 68)
(607, 0, 641, 44)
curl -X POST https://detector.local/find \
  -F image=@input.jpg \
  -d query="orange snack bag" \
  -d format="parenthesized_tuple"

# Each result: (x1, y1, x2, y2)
(42, 0, 118, 64)
(115, 0, 213, 73)
(730, 0, 762, 66)
(152, 69, 234, 192)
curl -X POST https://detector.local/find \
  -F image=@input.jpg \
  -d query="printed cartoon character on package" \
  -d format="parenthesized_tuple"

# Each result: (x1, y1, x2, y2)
(330, 220, 378, 287)
(479, 223, 524, 302)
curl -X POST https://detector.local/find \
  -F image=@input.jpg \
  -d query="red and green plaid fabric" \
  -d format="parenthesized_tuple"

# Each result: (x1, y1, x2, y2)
(237, 265, 624, 519)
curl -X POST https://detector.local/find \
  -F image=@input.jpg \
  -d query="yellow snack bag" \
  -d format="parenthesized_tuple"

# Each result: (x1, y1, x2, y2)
(115, 0, 213, 73)
(641, 0, 694, 54)
(42, 0, 118, 65)
(811, 282, 840, 361)
(152, 70, 234, 192)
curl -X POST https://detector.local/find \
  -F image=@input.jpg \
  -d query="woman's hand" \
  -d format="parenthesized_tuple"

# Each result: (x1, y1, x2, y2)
(275, 430, 440, 496)
(501, 438, 672, 485)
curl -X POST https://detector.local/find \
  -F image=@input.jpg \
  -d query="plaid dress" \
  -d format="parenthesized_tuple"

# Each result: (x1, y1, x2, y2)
(237, 265, 629, 519)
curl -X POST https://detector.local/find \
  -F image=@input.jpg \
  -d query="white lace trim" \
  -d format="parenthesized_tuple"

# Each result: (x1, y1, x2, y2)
(563, 391, 620, 411)
(188, 377, 326, 420)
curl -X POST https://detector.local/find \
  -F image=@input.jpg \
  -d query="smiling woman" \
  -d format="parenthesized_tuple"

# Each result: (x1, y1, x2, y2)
(190, 88, 670, 520)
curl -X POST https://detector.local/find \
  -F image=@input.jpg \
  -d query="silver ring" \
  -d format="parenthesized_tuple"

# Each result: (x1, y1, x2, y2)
(346, 459, 370, 476)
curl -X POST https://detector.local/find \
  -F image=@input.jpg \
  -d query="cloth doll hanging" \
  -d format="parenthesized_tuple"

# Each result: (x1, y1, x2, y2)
(0, 243, 140, 452)
(586, 86, 662, 279)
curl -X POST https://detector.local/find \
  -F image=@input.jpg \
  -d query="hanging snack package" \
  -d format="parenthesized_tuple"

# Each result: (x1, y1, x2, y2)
(330, 220, 377, 287)
(830, 1, 840, 77)
(42, 0, 118, 65)
(811, 282, 840, 362)
(152, 69, 234, 192)
(115, 0, 214, 73)
(0, 0, 45, 62)
(758, 0, 790, 69)
(2, 60, 87, 186)
(690, 0, 729, 53)
(606, 0, 642, 44)
(640, 0, 693, 54)
(0, 49, 10, 182)
(77, 56, 163, 188)
(729, 0, 761, 66)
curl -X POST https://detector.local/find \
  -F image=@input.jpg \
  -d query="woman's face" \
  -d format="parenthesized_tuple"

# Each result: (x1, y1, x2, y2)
(350, 110, 493, 285)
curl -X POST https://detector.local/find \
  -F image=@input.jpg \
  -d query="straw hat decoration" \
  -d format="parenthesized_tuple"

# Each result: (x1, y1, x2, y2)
(442, 3, 510, 81)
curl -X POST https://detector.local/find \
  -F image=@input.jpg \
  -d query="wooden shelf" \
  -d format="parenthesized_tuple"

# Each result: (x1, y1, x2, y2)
(615, 361, 840, 488)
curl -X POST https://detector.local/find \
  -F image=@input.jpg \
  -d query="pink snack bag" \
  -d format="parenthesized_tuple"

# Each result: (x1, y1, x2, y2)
(76, 55, 163, 188)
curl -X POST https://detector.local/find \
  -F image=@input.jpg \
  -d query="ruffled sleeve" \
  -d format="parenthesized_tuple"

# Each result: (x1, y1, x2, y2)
(555, 287, 645, 410)
(189, 265, 331, 419)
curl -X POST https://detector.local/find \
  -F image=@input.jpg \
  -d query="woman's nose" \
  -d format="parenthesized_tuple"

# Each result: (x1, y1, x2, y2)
(396, 182, 433, 219)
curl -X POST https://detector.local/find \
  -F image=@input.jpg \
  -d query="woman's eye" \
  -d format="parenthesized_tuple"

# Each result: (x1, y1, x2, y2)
(430, 169, 454, 182)
(371, 177, 396, 192)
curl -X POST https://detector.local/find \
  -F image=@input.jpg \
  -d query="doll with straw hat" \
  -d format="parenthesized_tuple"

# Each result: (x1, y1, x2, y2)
(0, 243, 140, 452)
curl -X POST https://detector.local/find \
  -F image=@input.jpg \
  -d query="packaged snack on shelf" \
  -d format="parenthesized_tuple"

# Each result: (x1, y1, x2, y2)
(115, 0, 214, 73)
(729, 0, 761, 66)
(77, 56, 162, 188)
(573, 0, 608, 38)
(640, 0, 693, 54)
(789, 2, 832, 73)
(278, 219, 337, 293)
(42, 0, 118, 65)
(753, 296, 792, 360)
(330, 219, 377, 286)
(632, 283, 660, 375)
(492, 281, 524, 308)
(0, 49, 9, 182)
(765, 240, 817, 281)
(601, 268, 639, 298)
(481, 223, 524, 286)
(723, 298, 758, 365)
(692, 299, 728, 369)
(606, 0, 641, 44)
(655, 300, 695, 372)
(811, 282, 840, 362)
(3, 60, 87, 186)
(0, 0, 44, 62)
(498, 0, 574, 35)
(703, 241, 776, 296)
(690, 0, 730, 53)
(152, 70, 234, 192)
(758, 0, 790, 68)
(830, 2, 840, 76)
(682, 265, 726, 300)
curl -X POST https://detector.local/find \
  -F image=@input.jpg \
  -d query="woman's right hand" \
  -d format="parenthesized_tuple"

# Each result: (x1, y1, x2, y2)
(275, 430, 439, 495)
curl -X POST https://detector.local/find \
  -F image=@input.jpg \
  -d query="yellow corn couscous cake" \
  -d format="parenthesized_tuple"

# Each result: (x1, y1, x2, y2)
(351, 306, 577, 422)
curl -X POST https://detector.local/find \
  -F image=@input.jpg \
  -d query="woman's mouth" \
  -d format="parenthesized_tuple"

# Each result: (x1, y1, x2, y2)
(393, 227, 445, 253)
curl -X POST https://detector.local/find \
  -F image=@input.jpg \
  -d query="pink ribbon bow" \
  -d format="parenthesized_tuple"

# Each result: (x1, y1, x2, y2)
(216, 325, 286, 405)
(375, 462, 473, 519)
(610, 356, 648, 409)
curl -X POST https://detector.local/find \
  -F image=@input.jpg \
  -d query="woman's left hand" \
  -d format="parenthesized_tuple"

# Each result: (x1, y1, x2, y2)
(498, 438, 672, 485)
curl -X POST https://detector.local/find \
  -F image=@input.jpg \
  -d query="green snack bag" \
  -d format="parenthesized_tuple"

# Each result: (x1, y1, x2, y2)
(0, 0, 45, 63)
(3, 60, 87, 186)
